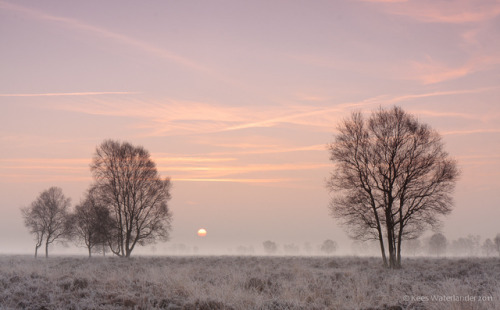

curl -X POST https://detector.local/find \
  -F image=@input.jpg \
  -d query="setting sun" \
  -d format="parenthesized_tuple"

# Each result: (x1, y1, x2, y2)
(197, 228, 207, 237)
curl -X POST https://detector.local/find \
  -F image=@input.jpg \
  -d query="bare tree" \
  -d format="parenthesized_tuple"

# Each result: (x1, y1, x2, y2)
(320, 239, 337, 254)
(70, 186, 113, 257)
(91, 140, 172, 257)
(263, 241, 277, 254)
(405, 239, 421, 256)
(450, 235, 480, 256)
(21, 187, 71, 258)
(21, 206, 45, 258)
(482, 238, 496, 257)
(494, 234, 500, 257)
(428, 233, 447, 257)
(328, 106, 459, 268)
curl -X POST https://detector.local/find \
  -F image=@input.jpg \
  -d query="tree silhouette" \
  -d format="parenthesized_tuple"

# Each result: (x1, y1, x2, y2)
(429, 233, 447, 257)
(21, 187, 71, 258)
(69, 186, 113, 257)
(91, 140, 172, 257)
(328, 106, 459, 268)
(263, 241, 277, 254)
(320, 239, 337, 255)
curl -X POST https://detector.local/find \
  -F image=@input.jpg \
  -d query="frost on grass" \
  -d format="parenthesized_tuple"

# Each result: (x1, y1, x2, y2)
(0, 256, 499, 309)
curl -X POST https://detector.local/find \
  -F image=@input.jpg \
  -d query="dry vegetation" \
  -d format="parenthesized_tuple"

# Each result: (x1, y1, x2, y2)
(0, 255, 499, 310)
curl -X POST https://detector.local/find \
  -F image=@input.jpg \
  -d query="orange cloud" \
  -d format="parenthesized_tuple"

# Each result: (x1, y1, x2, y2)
(0, 91, 137, 97)
(359, 0, 408, 2)
(442, 128, 500, 136)
(153, 156, 237, 163)
(368, 0, 500, 24)
(158, 162, 330, 175)
(173, 178, 298, 184)
(45, 87, 496, 138)
(399, 52, 500, 84)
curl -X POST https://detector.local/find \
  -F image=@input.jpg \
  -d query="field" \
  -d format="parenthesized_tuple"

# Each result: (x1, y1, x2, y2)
(0, 255, 499, 310)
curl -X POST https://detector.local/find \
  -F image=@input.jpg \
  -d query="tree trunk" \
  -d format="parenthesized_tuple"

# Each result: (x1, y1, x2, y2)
(45, 242, 49, 258)
(35, 245, 39, 259)
(377, 227, 388, 267)
(396, 220, 403, 268)
(88, 246, 92, 258)
(385, 215, 397, 269)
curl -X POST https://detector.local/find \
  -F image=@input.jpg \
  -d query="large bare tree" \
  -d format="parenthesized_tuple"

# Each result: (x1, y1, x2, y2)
(328, 106, 459, 268)
(69, 186, 113, 257)
(21, 187, 71, 258)
(91, 140, 172, 257)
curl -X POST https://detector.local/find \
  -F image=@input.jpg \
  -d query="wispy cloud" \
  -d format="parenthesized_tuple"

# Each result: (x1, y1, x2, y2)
(45, 87, 496, 138)
(408, 56, 500, 84)
(158, 162, 331, 177)
(0, 91, 138, 97)
(173, 178, 298, 184)
(364, 0, 500, 24)
(359, 0, 408, 2)
(153, 156, 237, 163)
(0, 157, 328, 184)
(385, 87, 497, 104)
(0, 1, 210, 74)
(442, 128, 500, 136)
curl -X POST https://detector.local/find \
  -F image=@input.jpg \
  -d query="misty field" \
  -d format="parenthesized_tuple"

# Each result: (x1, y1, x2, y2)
(0, 256, 499, 310)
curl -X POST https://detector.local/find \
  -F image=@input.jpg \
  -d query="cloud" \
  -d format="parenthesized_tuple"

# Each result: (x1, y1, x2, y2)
(45, 86, 496, 138)
(359, 0, 408, 2)
(364, 0, 500, 24)
(0, 91, 138, 97)
(408, 56, 500, 84)
(158, 162, 331, 178)
(386, 87, 497, 104)
(442, 128, 500, 136)
(153, 156, 237, 163)
(173, 178, 298, 184)
(0, 1, 210, 74)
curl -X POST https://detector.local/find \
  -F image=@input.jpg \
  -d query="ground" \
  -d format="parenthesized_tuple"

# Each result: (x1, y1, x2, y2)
(0, 255, 499, 309)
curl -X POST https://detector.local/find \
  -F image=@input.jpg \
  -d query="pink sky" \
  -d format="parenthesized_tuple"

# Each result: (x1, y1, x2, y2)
(1, 0, 499, 255)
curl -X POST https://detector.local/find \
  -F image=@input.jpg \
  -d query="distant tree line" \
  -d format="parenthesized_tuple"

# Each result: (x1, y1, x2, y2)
(21, 140, 173, 258)
(403, 233, 500, 257)
(261, 240, 338, 255)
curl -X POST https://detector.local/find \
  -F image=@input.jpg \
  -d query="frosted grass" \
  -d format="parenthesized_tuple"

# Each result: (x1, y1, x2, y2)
(0, 255, 499, 309)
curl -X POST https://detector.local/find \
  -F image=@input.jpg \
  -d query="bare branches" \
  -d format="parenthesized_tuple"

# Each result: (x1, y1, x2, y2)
(70, 186, 113, 257)
(91, 140, 172, 257)
(21, 187, 71, 258)
(327, 106, 459, 268)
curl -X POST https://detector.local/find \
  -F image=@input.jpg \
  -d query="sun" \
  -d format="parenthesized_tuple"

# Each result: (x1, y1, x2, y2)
(197, 228, 207, 237)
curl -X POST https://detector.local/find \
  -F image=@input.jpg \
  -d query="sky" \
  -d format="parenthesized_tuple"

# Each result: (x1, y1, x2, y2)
(1, 0, 499, 255)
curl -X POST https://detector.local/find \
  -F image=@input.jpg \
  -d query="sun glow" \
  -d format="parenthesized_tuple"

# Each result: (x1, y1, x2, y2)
(197, 228, 207, 237)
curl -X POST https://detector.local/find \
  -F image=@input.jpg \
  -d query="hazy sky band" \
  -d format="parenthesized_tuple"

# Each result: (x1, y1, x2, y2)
(1, 0, 499, 254)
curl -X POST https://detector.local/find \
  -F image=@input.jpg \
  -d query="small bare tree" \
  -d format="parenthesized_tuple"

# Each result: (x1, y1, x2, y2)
(328, 106, 459, 268)
(21, 206, 45, 258)
(91, 140, 172, 257)
(21, 187, 71, 258)
(70, 186, 113, 257)
(428, 233, 447, 257)
(263, 241, 278, 254)
(482, 239, 496, 257)
(494, 234, 500, 256)
(320, 239, 337, 254)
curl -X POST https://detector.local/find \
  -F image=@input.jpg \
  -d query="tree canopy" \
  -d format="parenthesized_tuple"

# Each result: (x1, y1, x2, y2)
(328, 106, 459, 268)
(91, 140, 172, 257)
